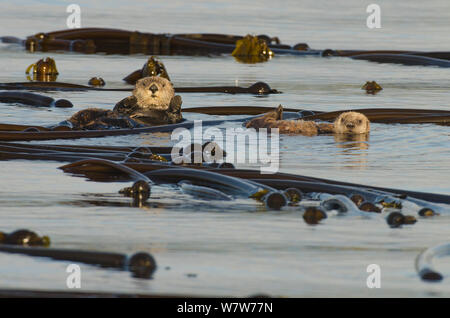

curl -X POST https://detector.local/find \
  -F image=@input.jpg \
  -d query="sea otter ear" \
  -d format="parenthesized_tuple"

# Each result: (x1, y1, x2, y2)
(275, 104, 283, 120)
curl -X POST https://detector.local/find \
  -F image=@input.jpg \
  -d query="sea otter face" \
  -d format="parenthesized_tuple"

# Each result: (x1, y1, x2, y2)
(333, 112, 370, 134)
(133, 76, 174, 110)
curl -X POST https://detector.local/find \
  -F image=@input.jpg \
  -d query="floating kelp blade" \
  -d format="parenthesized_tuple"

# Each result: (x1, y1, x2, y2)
(251, 178, 383, 204)
(0, 150, 124, 163)
(230, 170, 450, 205)
(283, 188, 303, 203)
(0, 123, 52, 132)
(0, 141, 217, 156)
(1, 107, 449, 141)
(123, 56, 171, 84)
(0, 142, 227, 167)
(183, 106, 305, 115)
(0, 120, 198, 141)
(0, 229, 50, 247)
(61, 159, 153, 184)
(303, 207, 327, 225)
(57, 161, 450, 205)
(327, 49, 450, 67)
(144, 168, 288, 210)
(200, 168, 450, 205)
(333, 50, 450, 61)
(0, 114, 256, 141)
(362, 81, 382, 94)
(0, 81, 108, 91)
(88, 77, 105, 87)
(0, 288, 217, 298)
(302, 108, 450, 125)
(56, 158, 450, 206)
(62, 159, 153, 204)
(25, 57, 59, 82)
(0, 245, 157, 279)
(178, 181, 232, 201)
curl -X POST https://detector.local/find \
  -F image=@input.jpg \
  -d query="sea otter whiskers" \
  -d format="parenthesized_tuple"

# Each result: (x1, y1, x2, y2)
(245, 105, 370, 135)
(66, 76, 183, 130)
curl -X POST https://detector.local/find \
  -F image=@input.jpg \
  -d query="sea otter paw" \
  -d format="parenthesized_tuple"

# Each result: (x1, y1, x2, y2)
(114, 96, 139, 116)
(169, 95, 182, 113)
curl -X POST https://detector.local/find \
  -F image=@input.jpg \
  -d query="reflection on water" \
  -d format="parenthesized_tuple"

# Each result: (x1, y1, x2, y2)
(334, 133, 370, 151)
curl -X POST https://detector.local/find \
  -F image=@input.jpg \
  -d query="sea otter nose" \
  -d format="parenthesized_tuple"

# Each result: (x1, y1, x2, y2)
(149, 84, 158, 94)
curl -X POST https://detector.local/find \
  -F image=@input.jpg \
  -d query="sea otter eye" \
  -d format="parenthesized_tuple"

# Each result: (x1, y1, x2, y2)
(358, 120, 362, 124)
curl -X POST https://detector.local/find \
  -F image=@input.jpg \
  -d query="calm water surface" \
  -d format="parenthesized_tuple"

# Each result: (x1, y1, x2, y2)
(0, 0, 449, 297)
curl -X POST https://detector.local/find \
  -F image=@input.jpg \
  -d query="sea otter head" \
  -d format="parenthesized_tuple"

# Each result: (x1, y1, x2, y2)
(133, 76, 174, 110)
(245, 105, 283, 129)
(333, 111, 370, 134)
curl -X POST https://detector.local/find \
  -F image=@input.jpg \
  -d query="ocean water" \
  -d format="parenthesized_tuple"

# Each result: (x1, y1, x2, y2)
(0, 0, 449, 297)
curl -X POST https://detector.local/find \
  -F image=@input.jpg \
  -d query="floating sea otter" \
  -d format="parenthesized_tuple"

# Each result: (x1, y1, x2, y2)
(362, 81, 382, 94)
(66, 76, 183, 130)
(245, 105, 370, 136)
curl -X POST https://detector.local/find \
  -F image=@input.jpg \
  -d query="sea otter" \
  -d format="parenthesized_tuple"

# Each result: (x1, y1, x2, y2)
(66, 76, 183, 130)
(245, 105, 370, 136)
